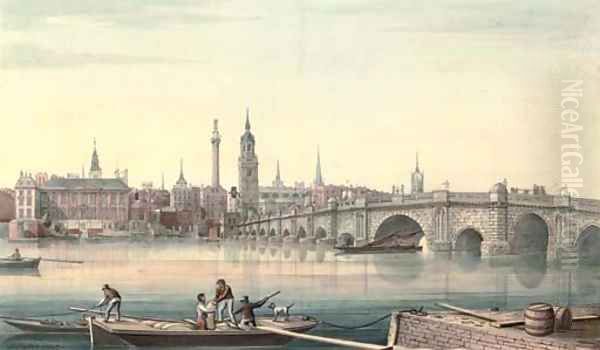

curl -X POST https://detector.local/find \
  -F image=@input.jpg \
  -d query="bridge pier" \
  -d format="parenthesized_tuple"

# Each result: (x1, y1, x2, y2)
(481, 241, 510, 256)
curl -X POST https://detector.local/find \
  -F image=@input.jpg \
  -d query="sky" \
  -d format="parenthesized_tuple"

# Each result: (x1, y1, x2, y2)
(1, 0, 599, 196)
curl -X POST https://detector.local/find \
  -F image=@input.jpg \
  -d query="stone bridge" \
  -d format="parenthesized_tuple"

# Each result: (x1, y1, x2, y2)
(236, 183, 600, 264)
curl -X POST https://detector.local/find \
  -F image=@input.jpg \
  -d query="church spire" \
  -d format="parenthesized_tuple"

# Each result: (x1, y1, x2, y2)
(245, 107, 251, 131)
(415, 152, 420, 172)
(176, 158, 187, 185)
(273, 160, 284, 187)
(89, 137, 102, 179)
(276, 160, 281, 182)
(314, 146, 324, 186)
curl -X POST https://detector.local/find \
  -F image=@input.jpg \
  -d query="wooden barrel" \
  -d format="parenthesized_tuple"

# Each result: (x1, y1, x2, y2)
(524, 303, 555, 336)
(554, 307, 573, 331)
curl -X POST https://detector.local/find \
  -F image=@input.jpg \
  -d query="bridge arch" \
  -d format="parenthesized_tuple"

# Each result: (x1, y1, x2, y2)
(337, 233, 355, 247)
(454, 227, 483, 256)
(282, 228, 290, 237)
(577, 224, 600, 265)
(373, 214, 424, 242)
(251, 229, 257, 237)
(269, 228, 277, 237)
(511, 213, 549, 255)
(259, 228, 266, 237)
(315, 227, 327, 239)
(298, 226, 307, 239)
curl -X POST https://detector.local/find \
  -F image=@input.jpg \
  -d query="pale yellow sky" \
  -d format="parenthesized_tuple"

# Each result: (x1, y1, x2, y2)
(1, 0, 599, 196)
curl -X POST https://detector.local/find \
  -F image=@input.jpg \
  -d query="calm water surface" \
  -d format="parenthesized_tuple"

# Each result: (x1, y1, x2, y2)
(1, 239, 599, 349)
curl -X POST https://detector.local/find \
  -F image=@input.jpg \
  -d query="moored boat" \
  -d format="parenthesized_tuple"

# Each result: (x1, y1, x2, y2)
(0, 257, 41, 269)
(335, 231, 423, 255)
(88, 315, 319, 347)
(2, 317, 87, 333)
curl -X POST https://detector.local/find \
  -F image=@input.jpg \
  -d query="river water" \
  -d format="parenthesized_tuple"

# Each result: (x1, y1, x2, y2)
(0, 239, 599, 349)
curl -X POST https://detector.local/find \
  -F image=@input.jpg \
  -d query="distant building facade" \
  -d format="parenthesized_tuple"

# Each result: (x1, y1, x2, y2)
(259, 161, 307, 214)
(10, 141, 131, 239)
(308, 149, 391, 208)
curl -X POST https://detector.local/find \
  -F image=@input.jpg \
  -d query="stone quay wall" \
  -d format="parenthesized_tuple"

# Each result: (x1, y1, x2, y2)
(389, 312, 594, 350)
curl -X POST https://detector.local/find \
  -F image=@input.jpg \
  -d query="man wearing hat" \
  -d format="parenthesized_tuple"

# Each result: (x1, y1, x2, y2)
(96, 284, 122, 322)
(235, 294, 276, 330)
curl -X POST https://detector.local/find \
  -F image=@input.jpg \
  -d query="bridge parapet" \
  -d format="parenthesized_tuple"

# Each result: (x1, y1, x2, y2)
(507, 193, 557, 207)
(448, 192, 489, 203)
(573, 198, 600, 213)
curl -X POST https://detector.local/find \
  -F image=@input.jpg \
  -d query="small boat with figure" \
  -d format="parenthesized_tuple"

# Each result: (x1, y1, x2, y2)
(87, 316, 319, 347)
(335, 231, 423, 255)
(0, 257, 41, 269)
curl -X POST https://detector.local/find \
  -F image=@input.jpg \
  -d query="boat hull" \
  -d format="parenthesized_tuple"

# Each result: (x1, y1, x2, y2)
(4, 318, 87, 333)
(0, 258, 41, 269)
(335, 246, 423, 255)
(89, 317, 318, 347)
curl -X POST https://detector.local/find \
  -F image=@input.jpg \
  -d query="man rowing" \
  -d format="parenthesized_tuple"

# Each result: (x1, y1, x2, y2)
(96, 284, 122, 322)
(7, 248, 21, 260)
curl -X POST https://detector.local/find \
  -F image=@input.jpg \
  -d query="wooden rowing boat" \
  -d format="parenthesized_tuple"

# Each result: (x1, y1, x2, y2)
(87, 315, 319, 347)
(0, 257, 41, 269)
(335, 231, 423, 255)
(336, 245, 422, 255)
(2, 317, 87, 333)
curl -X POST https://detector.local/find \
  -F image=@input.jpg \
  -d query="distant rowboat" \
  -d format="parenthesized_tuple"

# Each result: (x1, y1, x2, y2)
(0, 258, 41, 269)
(335, 230, 423, 255)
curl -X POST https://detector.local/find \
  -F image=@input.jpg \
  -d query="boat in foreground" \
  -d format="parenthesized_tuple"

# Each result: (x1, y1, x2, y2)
(0, 257, 41, 269)
(3, 317, 87, 333)
(88, 315, 319, 347)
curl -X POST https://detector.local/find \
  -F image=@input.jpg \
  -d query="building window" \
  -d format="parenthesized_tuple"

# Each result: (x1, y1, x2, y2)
(18, 209, 23, 218)
(26, 196, 32, 206)
(247, 169, 252, 177)
(26, 208, 32, 218)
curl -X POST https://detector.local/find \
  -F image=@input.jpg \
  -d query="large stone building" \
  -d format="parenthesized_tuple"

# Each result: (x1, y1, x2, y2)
(0, 189, 15, 223)
(238, 109, 259, 217)
(10, 140, 131, 239)
(259, 161, 307, 215)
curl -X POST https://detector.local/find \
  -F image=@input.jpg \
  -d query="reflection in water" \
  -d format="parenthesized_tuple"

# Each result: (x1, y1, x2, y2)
(512, 253, 547, 289)
(0, 240, 599, 349)
(453, 253, 482, 273)
(0, 269, 41, 277)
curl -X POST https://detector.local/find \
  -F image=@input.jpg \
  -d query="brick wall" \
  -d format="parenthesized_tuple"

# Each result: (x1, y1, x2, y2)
(392, 313, 591, 350)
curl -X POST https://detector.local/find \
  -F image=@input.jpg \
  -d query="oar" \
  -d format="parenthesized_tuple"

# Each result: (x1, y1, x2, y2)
(42, 258, 84, 264)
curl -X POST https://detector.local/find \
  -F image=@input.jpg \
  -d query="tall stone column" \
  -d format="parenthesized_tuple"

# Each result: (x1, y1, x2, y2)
(211, 119, 221, 188)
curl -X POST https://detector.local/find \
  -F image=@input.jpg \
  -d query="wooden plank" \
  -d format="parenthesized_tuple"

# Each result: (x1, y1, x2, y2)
(256, 325, 394, 350)
(435, 303, 600, 328)
(434, 303, 498, 323)
(492, 314, 600, 328)
(386, 312, 399, 346)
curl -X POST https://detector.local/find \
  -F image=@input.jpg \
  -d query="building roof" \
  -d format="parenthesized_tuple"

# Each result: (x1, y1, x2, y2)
(43, 178, 129, 191)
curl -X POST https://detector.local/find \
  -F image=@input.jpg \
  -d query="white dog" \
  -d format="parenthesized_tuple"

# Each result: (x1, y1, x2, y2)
(268, 302, 294, 322)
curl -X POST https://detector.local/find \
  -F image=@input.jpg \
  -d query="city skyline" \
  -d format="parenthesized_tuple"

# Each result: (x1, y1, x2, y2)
(1, 1, 599, 197)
